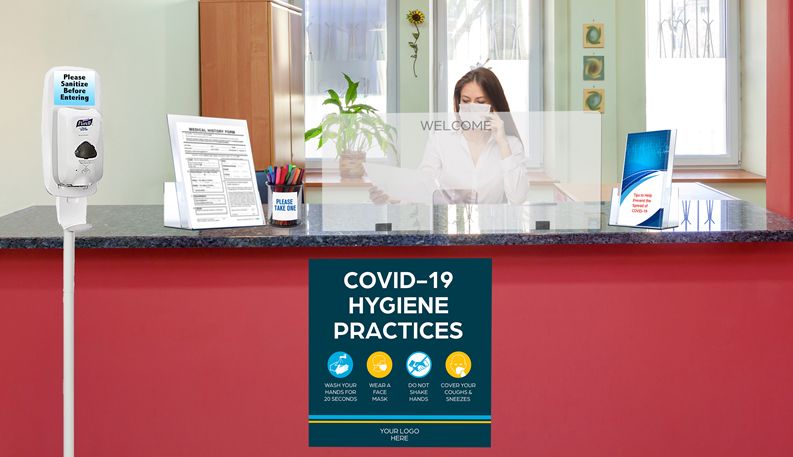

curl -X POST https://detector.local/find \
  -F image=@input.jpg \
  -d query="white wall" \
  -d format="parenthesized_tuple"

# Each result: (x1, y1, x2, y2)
(399, 0, 432, 112)
(0, 0, 199, 216)
(547, 0, 646, 194)
(707, 0, 767, 207)
(740, 0, 767, 177)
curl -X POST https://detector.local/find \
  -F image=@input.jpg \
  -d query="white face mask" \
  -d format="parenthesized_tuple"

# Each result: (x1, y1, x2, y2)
(378, 364, 388, 371)
(459, 103, 491, 123)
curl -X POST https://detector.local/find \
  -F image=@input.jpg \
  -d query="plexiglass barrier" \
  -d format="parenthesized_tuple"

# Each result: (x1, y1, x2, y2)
(304, 111, 603, 233)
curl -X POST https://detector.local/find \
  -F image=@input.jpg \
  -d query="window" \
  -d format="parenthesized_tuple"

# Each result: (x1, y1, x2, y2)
(645, 0, 740, 166)
(435, 0, 543, 113)
(304, 0, 396, 159)
(304, 1, 542, 161)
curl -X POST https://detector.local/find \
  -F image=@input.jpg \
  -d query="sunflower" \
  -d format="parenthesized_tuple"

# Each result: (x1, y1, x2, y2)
(406, 9, 426, 77)
(407, 9, 425, 26)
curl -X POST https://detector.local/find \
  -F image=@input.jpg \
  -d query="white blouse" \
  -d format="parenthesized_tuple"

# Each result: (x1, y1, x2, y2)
(418, 132, 530, 204)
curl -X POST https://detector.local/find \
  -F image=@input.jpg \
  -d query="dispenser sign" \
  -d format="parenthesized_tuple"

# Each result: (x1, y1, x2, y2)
(308, 259, 492, 447)
(54, 71, 95, 106)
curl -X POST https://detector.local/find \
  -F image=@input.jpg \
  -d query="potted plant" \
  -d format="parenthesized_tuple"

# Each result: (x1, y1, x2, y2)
(305, 74, 396, 179)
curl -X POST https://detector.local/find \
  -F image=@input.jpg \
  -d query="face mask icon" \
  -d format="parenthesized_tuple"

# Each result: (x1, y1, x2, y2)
(367, 351, 393, 378)
(372, 356, 387, 372)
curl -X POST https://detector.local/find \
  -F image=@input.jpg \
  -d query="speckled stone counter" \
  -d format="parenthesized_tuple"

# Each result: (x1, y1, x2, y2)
(1, 200, 793, 249)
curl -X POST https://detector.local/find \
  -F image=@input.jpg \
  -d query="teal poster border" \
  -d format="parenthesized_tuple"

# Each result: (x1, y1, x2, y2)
(308, 258, 492, 447)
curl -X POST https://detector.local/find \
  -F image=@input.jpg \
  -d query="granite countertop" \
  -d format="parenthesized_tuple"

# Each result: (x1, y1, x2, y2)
(1, 199, 793, 249)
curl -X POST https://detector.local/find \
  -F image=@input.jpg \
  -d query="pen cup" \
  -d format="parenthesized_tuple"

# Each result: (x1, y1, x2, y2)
(266, 183, 304, 227)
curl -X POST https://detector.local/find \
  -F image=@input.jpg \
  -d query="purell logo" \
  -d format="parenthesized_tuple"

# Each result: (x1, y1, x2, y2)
(76, 119, 93, 128)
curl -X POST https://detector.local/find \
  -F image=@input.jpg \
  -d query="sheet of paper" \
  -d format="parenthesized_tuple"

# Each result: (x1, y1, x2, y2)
(167, 115, 264, 229)
(363, 163, 437, 204)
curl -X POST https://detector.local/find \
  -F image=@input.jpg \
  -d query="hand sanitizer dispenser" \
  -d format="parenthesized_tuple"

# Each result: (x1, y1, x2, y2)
(41, 66, 103, 457)
(42, 67, 103, 230)
(55, 107, 103, 187)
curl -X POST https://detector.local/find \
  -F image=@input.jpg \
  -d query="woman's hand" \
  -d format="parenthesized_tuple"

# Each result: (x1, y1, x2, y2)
(489, 112, 512, 159)
(489, 112, 508, 146)
(369, 186, 398, 205)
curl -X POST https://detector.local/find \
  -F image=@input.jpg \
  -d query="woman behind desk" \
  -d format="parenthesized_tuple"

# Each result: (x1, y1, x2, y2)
(371, 68, 530, 204)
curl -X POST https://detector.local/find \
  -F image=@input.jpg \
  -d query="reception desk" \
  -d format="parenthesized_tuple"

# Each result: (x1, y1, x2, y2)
(2, 196, 793, 456)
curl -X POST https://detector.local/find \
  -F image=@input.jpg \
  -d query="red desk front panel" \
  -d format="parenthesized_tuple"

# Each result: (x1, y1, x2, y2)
(1, 244, 792, 456)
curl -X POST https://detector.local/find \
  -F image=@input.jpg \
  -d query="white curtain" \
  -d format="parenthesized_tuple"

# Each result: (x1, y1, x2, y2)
(446, 0, 529, 64)
(304, 0, 388, 98)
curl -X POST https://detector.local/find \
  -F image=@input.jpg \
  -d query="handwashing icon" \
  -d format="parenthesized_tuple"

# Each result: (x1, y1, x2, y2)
(333, 360, 349, 375)
(327, 352, 353, 378)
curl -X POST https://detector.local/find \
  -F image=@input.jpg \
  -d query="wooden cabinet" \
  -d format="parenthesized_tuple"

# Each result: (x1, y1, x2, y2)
(199, 0, 304, 170)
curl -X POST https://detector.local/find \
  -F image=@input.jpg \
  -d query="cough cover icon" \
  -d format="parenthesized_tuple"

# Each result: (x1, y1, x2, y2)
(446, 351, 472, 378)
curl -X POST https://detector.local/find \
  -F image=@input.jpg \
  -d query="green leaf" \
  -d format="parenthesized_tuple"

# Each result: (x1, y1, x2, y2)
(322, 98, 343, 110)
(327, 89, 341, 102)
(412, 32, 419, 39)
(322, 130, 338, 142)
(350, 103, 378, 113)
(345, 82, 359, 106)
(304, 126, 322, 141)
(342, 73, 359, 106)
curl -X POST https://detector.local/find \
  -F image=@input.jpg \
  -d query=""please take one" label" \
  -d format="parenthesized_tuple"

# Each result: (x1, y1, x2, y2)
(272, 192, 298, 221)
